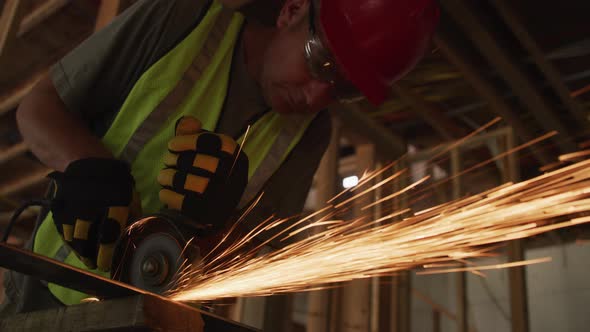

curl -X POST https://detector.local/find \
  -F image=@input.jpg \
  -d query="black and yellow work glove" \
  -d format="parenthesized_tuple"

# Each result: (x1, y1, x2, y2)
(158, 116, 248, 230)
(48, 158, 135, 272)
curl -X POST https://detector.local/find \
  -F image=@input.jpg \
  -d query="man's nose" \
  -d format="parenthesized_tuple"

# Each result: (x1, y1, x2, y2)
(303, 80, 335, 111)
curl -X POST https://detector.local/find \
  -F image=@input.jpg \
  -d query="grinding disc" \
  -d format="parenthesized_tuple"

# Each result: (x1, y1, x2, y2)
(112, 214, 201, 295)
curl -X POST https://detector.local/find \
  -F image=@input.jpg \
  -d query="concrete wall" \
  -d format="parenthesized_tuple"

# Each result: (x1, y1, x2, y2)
(411, 242, 590, 332)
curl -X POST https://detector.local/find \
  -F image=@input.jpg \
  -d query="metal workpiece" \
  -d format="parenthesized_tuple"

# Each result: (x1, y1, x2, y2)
(0, 294, 258, 332)
(0, 242, 257, 332)
(0, 242, 139, 299)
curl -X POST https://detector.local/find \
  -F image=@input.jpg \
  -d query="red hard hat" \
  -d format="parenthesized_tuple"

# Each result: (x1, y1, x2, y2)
(319, 0, 440, 105)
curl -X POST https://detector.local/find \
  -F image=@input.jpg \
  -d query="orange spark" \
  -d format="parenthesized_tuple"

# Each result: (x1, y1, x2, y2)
(169, 157, 590, 302)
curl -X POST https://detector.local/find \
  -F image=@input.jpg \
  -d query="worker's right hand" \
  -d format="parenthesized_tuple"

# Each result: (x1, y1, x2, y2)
(158, 116, 249, 231)
(48, 158, 135, 272)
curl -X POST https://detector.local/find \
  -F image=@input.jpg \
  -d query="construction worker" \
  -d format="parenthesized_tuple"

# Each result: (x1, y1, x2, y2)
(1, 0, 439, 314)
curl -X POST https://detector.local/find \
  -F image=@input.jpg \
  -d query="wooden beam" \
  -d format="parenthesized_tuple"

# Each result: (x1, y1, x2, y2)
(339, 144, 375, 332)
(0, 0, 27, 57)
(17, 0, 70, 37)
(0, 168, 50, 197)
(0, 142, 28, 164)
(393, 83, 468, 141)
(411, 289, 458, 324)
(441, 0, 577, 154)
(572, 84, 590, 98)
(0, 69, 46, 115)
(434, 32, 551, 165)
(392, 272, 412, 332)
(334, 105, 407, 161)
(0, 206, 39, 226)
(491, 0, 590, 130)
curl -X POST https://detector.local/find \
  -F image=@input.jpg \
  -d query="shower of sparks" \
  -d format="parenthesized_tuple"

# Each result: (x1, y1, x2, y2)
(168, 134, 590, 303)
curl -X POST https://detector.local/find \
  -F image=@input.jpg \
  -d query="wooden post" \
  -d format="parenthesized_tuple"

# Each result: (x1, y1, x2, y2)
(263, 295, 293, 332)
(456, 272, 467, 332)
(451, 148, 468, 332)
(504, 128, 529, 332)
(398, 272, 412, 332)
(240, 297, 267, 331)
(433, 310, 441, 332)
(340, 143, 375, 332)
(374, 164, 392, 332)
(307, 116, 340, 332)
(392, 159, 411, 332)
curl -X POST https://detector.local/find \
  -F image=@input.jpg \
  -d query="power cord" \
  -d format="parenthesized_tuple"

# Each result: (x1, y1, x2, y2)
(1, 199, 50, 243)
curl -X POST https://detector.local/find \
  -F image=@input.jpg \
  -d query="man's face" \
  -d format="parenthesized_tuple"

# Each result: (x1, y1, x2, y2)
(259, 0, 336, 114)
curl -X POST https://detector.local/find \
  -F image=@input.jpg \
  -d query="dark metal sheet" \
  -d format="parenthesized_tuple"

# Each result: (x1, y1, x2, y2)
(0, 243, 258, 331)
(0, 242, 139, 298)
(0, 294, 259, 332)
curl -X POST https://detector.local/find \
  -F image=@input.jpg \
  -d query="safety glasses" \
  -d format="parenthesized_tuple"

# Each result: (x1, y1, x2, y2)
(304, 1, 365, 103)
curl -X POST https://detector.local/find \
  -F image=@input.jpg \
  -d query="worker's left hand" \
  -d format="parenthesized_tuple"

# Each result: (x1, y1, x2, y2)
(158, 116, 248, 230)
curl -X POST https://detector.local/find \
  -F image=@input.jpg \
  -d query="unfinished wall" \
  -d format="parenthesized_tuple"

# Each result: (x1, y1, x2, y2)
(411, 242, 590, 332)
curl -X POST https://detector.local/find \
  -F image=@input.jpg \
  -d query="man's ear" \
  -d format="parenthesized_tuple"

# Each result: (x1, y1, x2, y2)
(276, 0, 309, 28)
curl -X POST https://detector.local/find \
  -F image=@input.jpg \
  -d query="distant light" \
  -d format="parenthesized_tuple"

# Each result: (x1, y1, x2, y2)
(343, 176, 359, 189)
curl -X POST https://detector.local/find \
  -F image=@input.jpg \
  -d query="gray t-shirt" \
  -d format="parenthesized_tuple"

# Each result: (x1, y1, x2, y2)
(49, 0, 331, 243)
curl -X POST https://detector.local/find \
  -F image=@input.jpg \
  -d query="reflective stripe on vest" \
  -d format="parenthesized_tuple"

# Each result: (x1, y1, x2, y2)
(33, 1, 314, 306)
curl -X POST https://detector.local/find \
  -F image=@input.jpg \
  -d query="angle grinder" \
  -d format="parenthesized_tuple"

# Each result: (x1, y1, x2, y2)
(111, 210, 224, 295)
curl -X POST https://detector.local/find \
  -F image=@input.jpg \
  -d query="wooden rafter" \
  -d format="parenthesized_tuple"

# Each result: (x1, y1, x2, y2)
(335, 104, 407, 160)
(0, 68, 46, 115)
(0, 142, 29, 165)
(441, 0, 577, 154)
(0, 168, 50, 198)
(434, 32, 552, 165)
(491, 0, 590, 131)
(393, 83, 468, 141)
(17, 0, 70, 37)
(0, 0, 27, 57)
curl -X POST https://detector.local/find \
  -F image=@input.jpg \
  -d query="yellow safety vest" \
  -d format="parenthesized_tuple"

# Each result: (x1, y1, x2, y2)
(33, 1, 314, 305)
